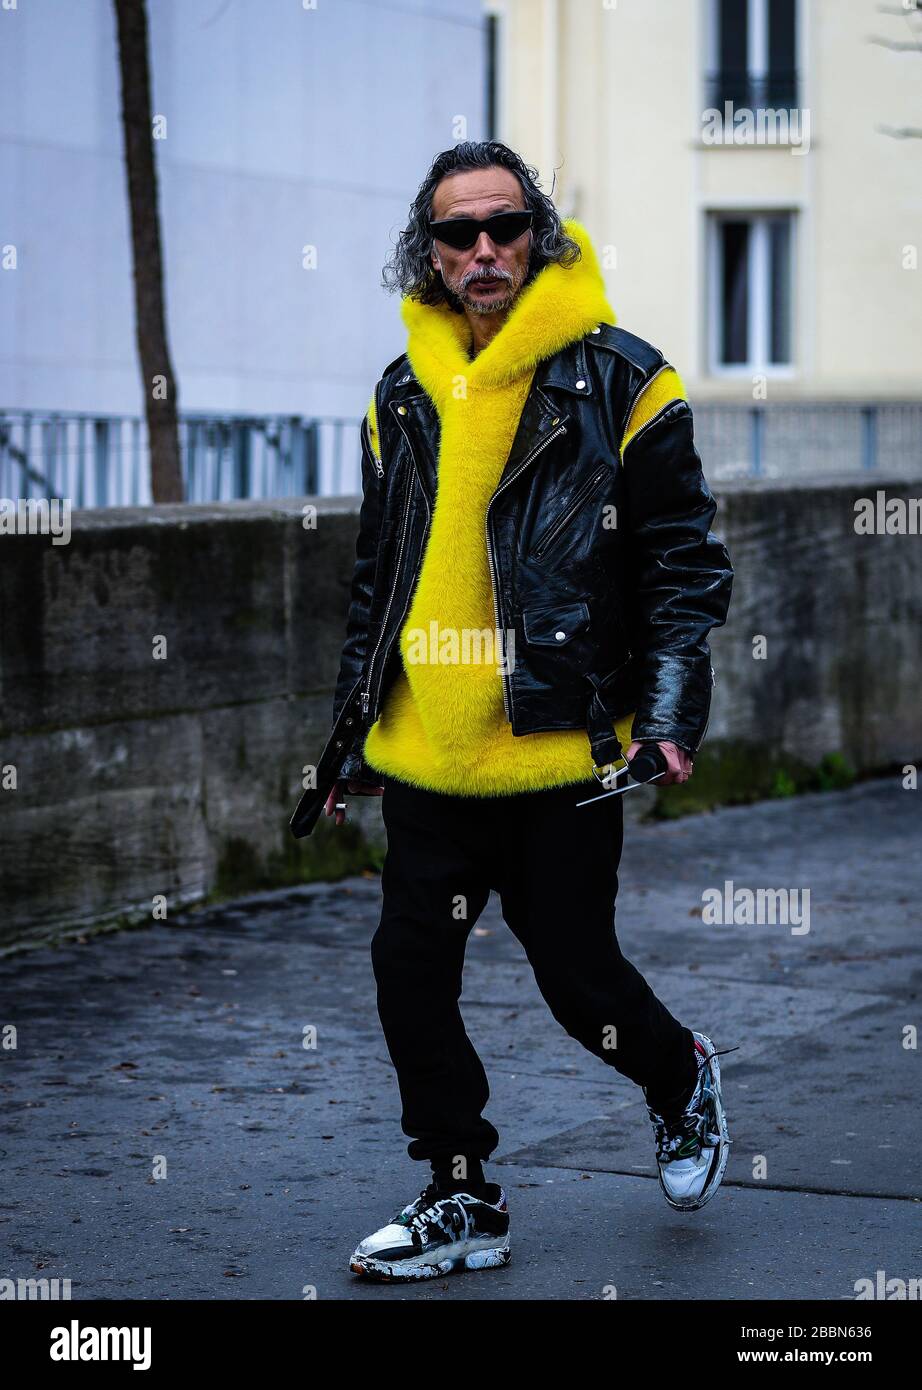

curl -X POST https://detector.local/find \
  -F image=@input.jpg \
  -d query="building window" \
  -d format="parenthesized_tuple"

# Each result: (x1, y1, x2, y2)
(708, 0, 798, 111)
(709, 212, 794, 371)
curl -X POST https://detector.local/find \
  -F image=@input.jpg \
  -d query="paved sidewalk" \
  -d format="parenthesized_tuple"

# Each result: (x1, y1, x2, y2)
(1, 778, 918, 1300)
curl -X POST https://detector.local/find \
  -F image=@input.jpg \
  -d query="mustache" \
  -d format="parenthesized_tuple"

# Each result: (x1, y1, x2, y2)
(461, 266, 513, 288)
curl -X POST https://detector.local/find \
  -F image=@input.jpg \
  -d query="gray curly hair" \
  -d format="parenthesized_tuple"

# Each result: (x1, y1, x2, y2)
(381, 141, 581, 308)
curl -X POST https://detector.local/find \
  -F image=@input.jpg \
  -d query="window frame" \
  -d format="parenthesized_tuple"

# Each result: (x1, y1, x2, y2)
(704, 0, 800, 118)
(707, 209, 798, 378)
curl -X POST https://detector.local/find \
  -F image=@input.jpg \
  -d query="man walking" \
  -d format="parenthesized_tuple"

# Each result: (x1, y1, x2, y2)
(290, 141, 734, 1282)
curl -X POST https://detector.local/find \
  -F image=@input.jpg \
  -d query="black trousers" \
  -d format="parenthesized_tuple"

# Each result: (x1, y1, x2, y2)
(371, 770, 697, 1168)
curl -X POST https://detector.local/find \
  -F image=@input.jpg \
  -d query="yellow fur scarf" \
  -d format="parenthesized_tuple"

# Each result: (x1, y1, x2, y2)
(362, 218, 636, 795)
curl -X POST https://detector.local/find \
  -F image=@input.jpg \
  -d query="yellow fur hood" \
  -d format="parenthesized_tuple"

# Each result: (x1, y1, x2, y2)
(401, 217, 617, 396)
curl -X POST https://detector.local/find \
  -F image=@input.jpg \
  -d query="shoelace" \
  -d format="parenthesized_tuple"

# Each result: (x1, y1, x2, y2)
(407, 1192, 468, 1242)
(698, 1042, 740, 1069)
(650, 1043, 740, 1159)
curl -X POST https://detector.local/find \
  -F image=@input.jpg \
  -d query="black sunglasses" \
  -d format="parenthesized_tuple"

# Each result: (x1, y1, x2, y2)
(429, 209, 533, 251)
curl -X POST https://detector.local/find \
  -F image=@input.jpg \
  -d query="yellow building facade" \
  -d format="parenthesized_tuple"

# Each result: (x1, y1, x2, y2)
(488, 0, 921, 403)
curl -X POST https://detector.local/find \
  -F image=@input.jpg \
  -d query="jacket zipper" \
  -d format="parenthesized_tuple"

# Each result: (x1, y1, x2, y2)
(360, 376, 394, 717)
(531, 463, 608, 558)
(365, 412, 384, 479)
(620, 397, 688, 461)
(485, 422, 568, 721)
(361, 410, 431, 721)
(361, 466, 412, 720)
(369, 376, 385, 478)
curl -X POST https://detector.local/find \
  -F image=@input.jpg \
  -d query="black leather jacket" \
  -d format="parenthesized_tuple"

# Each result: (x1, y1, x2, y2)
(290, 323, 733, 837)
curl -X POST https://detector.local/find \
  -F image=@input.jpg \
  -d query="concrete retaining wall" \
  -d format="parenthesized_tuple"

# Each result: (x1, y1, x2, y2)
(1, 479, 920, 948)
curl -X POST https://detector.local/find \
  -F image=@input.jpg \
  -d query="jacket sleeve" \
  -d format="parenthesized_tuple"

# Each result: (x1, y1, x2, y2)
(330, 394, 385, 782)
(619, 390, 733, 754)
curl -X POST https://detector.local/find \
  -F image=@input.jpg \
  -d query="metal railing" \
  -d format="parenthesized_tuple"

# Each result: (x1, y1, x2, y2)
(703, 69, 800, 112)
(1, 403, 920, 506)
(695, 403, 922, 482)
(0, 411, 363, 507)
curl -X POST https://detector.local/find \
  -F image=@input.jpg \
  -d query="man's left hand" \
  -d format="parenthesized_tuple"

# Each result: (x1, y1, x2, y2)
(626, 740, 693, 786)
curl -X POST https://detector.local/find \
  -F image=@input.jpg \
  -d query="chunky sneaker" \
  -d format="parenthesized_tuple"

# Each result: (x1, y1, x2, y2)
(349, 1181, 511, 1281)
(644, 1031, 736, 1213)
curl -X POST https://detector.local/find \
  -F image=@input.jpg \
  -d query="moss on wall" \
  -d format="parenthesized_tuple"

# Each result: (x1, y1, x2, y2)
(211, 820, 385, 904)
(647, 741, 856, 820)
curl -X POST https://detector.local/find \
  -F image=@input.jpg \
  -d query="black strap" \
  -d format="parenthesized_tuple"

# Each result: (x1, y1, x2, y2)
(585, 671, 625, 769)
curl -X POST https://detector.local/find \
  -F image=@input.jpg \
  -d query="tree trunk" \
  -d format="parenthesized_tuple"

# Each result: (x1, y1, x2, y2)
(113, 0, 183, 503)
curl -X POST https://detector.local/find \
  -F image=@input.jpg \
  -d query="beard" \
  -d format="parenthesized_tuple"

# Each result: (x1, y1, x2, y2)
(440, 258, 530, 316)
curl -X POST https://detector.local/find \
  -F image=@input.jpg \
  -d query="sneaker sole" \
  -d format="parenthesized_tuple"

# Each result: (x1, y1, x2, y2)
(661, 1036, 731, 1213)
(349, 1242, 511, 1282)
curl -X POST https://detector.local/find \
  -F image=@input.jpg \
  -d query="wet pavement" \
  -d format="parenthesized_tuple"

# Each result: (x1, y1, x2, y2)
(1, 777, 919, 1300)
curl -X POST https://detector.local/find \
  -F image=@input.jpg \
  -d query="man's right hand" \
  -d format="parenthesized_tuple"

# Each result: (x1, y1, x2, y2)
(324, 777, 385, 827)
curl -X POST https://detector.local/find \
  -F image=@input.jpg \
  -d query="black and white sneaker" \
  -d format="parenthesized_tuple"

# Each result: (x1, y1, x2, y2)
(645, 1031, 736, 1213)
(349, 1181, 511, 1281)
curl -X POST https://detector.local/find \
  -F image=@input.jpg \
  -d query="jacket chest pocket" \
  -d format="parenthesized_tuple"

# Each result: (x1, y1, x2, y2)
(529, 466, 609, 560)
